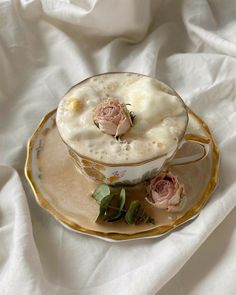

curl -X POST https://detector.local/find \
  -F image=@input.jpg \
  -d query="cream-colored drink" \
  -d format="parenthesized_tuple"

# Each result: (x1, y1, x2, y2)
(56, 73, 188, 164)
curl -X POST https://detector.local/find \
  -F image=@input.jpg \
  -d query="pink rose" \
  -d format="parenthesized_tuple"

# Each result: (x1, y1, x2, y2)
(93, 98, 132, 137)
(146, 171, 185, 212)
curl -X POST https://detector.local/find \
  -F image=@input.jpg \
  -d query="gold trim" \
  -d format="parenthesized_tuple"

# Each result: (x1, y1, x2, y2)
(170, 133, 211, 166)
(184, 133, 211, 145)
(25, 107, 219, 241)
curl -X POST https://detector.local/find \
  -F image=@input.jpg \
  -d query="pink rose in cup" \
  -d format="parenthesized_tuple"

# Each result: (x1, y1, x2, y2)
(93, 98, 133, 137)
(146, 171, 186, 212)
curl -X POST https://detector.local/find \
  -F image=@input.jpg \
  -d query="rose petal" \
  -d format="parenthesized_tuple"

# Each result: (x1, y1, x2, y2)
(151, 190, 162, 203)
(112, 113, 122, 125)
(116, 116, 132, 136)
(98, 120, 117, 135)
(155, 199, 169, 209)
(151, 191, 169, 208)
(93, 98, 132, 136)
(168, 190, 181, 205)
(167, 195, 186, 212)
(147, 171, 186, 211)
(145, 195, 168, 208)
(153, 180, 176, 200)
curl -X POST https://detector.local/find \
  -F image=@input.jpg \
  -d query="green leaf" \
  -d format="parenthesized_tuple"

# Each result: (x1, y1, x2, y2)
(98, 195, 113, 219)
(119, 188, 126, 211)
(125, 200, 141, 224)
(92, 184, 110, 204)
(125, 200, 155, 225)
(134, 207, 155, 225)
(107, 188, 126, 222)
(92, 184, 155, 225)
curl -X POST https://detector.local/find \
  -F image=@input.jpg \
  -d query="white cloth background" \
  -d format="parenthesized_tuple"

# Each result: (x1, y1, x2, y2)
(0, 0, 236, 294)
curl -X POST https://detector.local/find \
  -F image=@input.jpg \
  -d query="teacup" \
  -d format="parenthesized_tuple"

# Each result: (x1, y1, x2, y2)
(56, 72, 210, 186)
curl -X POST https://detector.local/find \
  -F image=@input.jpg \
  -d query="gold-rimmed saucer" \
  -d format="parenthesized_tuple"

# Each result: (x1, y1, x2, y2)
(25, 108, 219, 241)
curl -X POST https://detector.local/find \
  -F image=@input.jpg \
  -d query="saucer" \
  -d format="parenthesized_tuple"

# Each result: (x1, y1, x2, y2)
(25, 108, 219, 241)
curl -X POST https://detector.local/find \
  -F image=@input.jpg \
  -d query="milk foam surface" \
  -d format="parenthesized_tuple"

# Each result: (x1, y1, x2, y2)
(56, 73, 188, 164)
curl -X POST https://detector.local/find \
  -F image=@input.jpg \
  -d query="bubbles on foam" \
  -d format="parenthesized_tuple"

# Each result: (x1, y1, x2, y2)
(57, 73, 187, 163)
(115, 145, 122, 153)
(162, 117, 176, 127)
(105, 82, 118, 92)
(169, 126, 181, 136)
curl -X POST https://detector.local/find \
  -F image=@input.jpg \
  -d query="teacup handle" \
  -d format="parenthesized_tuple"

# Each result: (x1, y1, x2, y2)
(169, 134, 211, 166)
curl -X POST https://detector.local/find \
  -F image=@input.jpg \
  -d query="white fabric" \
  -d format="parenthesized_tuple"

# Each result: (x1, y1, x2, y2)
(1, 0, 236, 294)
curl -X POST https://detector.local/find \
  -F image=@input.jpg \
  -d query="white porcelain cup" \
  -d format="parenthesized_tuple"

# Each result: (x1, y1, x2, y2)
(60, 73, 210, 186)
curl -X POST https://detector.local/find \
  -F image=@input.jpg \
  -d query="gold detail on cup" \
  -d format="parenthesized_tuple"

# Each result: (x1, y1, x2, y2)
(81, 159, 105, 171)
(107, 175, 120, 183)
(81, 159, 93, 167)
(83, 167, 105, 181)
(184, 133, 211, 145)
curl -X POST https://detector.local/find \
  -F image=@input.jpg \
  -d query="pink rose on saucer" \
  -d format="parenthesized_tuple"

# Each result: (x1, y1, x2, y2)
(146, 171, 186, 212)
(93, 98, 133, 137)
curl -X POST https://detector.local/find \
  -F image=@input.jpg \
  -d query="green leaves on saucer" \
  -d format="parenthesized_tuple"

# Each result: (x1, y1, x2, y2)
(125, 200, 155, 225)
(92, 184, 110, 204)
(92, 184, 155, 225)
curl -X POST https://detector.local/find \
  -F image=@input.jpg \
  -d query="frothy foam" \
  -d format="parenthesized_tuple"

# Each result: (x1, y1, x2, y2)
(56, 73, 188, 164)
